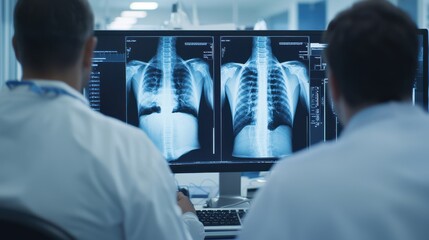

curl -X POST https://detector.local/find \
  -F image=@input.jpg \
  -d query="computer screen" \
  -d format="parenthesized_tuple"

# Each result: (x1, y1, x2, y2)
(86, 30, 428, 174)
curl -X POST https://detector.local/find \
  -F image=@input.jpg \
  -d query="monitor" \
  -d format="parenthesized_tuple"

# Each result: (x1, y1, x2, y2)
(86, 30, 427, 207)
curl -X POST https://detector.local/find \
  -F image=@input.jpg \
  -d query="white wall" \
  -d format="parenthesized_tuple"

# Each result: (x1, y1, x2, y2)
(326, 0, 356, 24)
(326, 0, 420, 27)
(0, 0, 19, 88)
(0, 1, 3, 88)
(96, 5, 291, 30)
(419, 0, 429, 28)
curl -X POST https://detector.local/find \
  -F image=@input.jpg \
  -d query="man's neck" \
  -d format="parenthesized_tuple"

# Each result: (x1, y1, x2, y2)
(335, 97, 370, 127)
(21, 68, 81, 91)
(339, 98, 412, 127)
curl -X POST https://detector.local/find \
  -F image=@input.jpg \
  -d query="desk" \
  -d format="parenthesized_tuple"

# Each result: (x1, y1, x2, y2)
(175, 173, 266, 240)
(174, 173, 267, 203)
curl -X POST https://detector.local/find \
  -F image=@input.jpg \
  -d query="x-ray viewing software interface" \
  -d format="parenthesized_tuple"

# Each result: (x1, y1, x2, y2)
(85, 31, 426, 166)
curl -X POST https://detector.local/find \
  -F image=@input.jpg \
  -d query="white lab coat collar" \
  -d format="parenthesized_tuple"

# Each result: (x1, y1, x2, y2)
(10, 79, 89, 105)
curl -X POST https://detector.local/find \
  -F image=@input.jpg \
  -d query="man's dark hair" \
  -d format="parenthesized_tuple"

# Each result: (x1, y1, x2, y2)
(13, 0, 94, 70)
(324, 0, 418, 107)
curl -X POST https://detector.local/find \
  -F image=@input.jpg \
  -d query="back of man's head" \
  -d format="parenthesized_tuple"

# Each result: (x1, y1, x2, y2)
(324, 0, 418, 107)
(13, 0, 94, 71)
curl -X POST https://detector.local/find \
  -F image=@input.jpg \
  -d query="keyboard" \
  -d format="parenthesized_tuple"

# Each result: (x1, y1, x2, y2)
(196, 208, 248, 237)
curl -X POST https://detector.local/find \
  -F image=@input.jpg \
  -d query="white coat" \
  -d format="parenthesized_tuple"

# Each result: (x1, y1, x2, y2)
(240, 102, 429, 240)
(0, 80, 204, 240)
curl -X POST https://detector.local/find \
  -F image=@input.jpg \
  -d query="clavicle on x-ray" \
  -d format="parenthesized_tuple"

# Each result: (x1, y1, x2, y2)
(221, 36, 309, 158)
(126, 37, 213, 161)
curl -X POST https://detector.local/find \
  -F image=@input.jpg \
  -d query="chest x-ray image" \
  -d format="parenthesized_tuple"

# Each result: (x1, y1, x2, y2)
(126, 36, 214, 161)
(221, 36, 310, 158)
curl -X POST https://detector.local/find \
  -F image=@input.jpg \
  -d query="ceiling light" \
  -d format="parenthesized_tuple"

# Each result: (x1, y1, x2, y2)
(130, 2, 158, 10)
(113, 17, 137, 25)
(107, 23, 133, 30)
(121, 11, 147, 18)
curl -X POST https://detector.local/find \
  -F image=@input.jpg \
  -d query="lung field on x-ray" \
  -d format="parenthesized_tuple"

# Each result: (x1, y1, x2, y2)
(233, 52, 293, 136)
(126, 37, 214, 162)
(221, 36, 310, 159)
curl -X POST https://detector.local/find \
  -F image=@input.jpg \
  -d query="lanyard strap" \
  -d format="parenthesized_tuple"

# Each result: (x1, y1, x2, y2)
(6, 80, 85, 103)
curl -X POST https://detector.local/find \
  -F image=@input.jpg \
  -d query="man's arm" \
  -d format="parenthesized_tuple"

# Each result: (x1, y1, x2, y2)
(283, 61, 310, 112)
(178, 192, 205, 240)
(221, 63, 243, 113)
(126, 60, 147, 98)
(120, 131, 204, 240)
(188, 59, 214, 109)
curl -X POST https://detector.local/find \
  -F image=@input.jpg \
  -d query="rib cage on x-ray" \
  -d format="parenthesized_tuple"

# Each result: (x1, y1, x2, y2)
(222, 36, 310, 158)
(127, 37, 213, 161)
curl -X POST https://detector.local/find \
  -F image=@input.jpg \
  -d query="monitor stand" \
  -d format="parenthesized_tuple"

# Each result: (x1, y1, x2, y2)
(206, 172, 249, 208)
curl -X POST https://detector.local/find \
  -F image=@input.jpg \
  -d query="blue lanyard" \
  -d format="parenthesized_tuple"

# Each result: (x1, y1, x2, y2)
(6, 80, 84, 103)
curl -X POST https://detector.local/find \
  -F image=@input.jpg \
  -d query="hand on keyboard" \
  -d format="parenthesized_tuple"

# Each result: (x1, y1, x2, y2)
(177, 191, 196, 214)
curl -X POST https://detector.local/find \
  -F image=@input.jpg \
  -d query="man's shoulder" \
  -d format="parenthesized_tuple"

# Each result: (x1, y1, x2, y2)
(70, 106, 169, 181)
(71, 104, 142, 137)
(273, 141, 340, 175)
(266, 141, 350, 197)
(68, 104, 158, 159)
(89, 109, 141, 137)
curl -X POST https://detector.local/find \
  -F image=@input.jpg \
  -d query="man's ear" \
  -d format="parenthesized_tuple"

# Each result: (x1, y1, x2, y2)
(82, 36, 97, 70)
(327, 70, 341, 103)
(12, 35, 22, 63)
